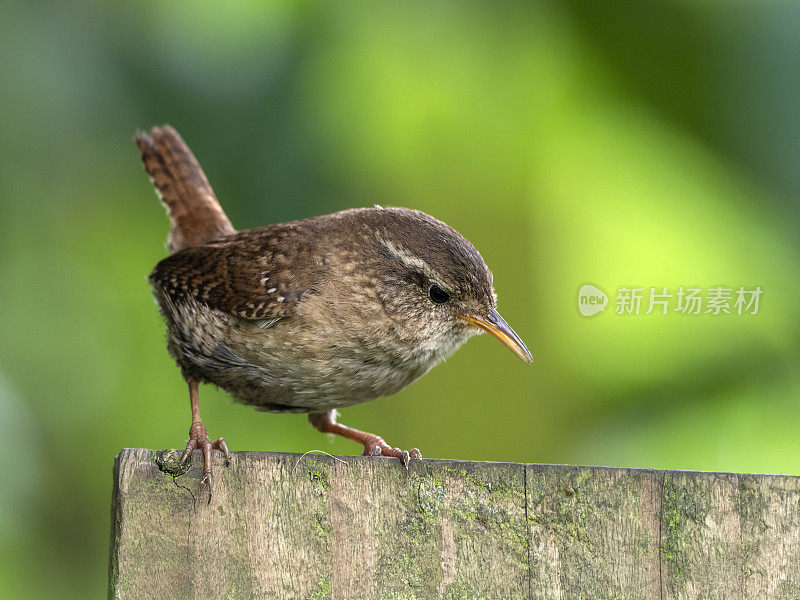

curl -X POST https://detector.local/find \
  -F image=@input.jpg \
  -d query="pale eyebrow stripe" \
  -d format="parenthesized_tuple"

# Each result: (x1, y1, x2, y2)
(376, 233, 442, 284)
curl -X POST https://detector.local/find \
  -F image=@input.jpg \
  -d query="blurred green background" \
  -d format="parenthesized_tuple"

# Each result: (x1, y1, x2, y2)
(2, 1, 800, 597)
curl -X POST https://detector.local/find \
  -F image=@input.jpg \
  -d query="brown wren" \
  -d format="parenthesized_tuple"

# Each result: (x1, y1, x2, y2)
(136, 125, 531, 500)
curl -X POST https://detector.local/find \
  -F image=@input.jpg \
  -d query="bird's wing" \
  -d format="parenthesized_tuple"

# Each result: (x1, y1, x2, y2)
(149, 234, 301, 321)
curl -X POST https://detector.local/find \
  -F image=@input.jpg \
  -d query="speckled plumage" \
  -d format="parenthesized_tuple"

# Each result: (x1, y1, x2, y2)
(136, 125, 530, 493)
(149, 206, 490, 412)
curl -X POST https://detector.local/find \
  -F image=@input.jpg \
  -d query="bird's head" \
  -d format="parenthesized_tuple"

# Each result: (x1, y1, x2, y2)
(350, 207, 532, 365)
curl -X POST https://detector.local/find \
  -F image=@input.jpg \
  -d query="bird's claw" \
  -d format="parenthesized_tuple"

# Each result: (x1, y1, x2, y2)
(201, 473, 213, 505)
(363, 441, 423, 469)
(180, 420, 229, 502)
(216, 437, 231, 465)
(180, 437, 196, 466)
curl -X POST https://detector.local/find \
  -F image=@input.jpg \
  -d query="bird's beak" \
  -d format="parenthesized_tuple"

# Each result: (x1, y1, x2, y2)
(460, 308, 533, 364)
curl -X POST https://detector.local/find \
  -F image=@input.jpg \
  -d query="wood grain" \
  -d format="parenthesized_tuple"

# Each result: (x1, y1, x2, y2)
(109, 449, 800, 600)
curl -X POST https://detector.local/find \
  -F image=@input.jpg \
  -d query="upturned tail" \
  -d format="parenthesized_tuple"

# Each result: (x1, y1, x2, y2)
(135, 125, 236, 254)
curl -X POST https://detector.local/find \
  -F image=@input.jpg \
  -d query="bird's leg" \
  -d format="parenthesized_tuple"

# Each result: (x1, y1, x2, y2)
(309, 409, 422, 468)
(180, 379, 230, 503)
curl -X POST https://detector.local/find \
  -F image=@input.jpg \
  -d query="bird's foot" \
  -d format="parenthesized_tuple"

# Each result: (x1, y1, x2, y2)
(363, 439, 422, 469)
(180, 419, 230, 504)
(308, 410, 422, 469)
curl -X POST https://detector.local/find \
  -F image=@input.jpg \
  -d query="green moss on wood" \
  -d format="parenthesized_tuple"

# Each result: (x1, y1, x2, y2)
(113, 450, 800, 599)
(155, 449, 191, 478)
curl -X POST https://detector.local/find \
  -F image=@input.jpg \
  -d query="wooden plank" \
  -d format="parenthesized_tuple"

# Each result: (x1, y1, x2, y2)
(660, 471, 743, 600)
(526, 464, 662, 599)
(739, 473, 800, 599)
(110, 449, 528, 599)
(109, 450, 800, 600)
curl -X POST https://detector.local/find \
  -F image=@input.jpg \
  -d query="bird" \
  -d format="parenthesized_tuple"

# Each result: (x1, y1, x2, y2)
(135, 125, 532, 501)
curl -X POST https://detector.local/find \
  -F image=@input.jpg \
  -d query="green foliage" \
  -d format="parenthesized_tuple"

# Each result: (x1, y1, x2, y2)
(2, 1, 800, 598)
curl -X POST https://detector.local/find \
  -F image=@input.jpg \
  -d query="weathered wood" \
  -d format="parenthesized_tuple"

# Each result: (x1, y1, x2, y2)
(109, 449, 800, 600)
(527, 464, 662, 598)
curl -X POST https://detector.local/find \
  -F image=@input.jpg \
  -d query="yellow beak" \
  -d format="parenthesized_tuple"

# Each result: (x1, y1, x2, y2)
(461, 308, 532, 364)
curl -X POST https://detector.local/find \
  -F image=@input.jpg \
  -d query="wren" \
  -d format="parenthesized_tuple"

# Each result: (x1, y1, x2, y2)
(136, 125, 531, 500)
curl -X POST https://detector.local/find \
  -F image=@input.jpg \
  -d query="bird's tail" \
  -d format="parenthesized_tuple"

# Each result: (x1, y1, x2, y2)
(135, 125, 236, 254)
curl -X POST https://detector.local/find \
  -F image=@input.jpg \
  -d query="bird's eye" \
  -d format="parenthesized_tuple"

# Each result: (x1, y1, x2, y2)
(428, 284, 450, 304)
